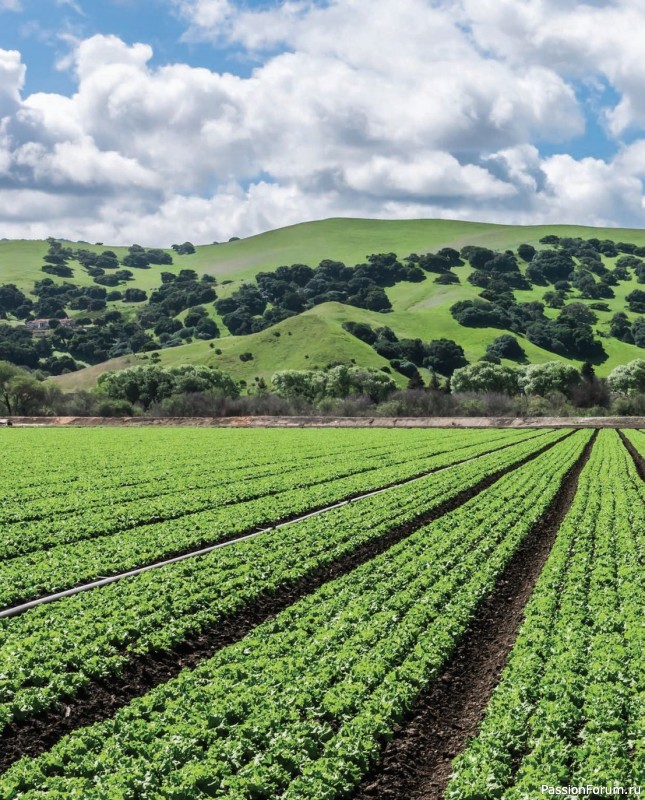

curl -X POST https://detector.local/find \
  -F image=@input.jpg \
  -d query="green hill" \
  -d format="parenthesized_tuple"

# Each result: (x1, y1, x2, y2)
(53, 308, 400, 391)
(1, 217, 644, 390)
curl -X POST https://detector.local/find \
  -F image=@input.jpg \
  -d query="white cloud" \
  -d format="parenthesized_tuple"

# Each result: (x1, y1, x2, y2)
(0, 0, 21, 11)
(343, 153, 517, 200)
(538, 153, 644, 227)
(173, 0, 234, 36)
(56, 0, 86, 15)
(460, 0, 645, 135)
(13, 137, 159, 189)
(2, 3, 645, 243)
(0, 49, 25, 115)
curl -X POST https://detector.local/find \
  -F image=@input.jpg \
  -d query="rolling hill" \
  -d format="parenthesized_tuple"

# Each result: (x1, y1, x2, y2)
(1, 217, 644, 390)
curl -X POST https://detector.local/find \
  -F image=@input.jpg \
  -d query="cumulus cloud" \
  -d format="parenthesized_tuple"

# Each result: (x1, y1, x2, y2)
(0, 49, 25, 115)
(1, 1, 645, 243)
(460, 0, 645, 135)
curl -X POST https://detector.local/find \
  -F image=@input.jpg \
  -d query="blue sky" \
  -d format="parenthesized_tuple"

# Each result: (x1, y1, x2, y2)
(1, 0, 645, 244)
(0, 0, 266, 94)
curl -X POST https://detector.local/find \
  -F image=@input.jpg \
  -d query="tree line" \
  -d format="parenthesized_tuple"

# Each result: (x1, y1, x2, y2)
(1, 358, 644, 419)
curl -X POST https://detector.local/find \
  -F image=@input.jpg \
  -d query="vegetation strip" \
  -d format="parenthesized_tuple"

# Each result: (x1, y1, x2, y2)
(0, 436, 408, 525)
(619, 428, 645, 480)
(0, 434, 445, 553)
(446, 429, 643, 797)
(351, 430, 597, 800)
(0, 432, 573, 770)
(0, 430, 543, 612)
(0, 435, 566, 748)
(0, 434, 591, 799)
(0, 440, 440, 559)
(0, 428, 393, 500)
(0, 453, 502, 620)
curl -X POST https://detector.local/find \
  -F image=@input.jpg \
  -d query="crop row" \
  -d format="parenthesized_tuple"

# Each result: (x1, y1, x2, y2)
(0, 431, 592, 798)
(0, 437, 436, 553)
(0, 429, 550, 607)
(623, 427, 645, 459)
(0, 429, 527, 557)
(0, 430, 572, 733)
(0, 437, 430, 523)
(446, 429, 644, 798)
(0, 428, 442, 510)
(0, 428, 446, 499)
(0, 428, 222, 493)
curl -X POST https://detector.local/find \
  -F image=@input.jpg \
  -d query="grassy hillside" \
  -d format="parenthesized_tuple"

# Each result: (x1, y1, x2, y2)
(54, 309, 403, 391)
(2, 217, 644, 390)
(7, 217, 645, 292)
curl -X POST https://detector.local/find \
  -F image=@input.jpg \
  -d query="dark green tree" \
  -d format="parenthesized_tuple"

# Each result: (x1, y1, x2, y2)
(423, 339, 467, 376)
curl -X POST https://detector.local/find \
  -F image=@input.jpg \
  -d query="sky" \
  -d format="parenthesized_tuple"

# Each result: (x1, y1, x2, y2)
(2, 0, 645, 244)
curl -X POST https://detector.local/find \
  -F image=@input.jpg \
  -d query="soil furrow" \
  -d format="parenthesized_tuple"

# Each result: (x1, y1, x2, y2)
(0, 431, 550, 617)
(0, 430, 571, 773)
(618, 430, 645, 481)
(351, 429, 598, 800)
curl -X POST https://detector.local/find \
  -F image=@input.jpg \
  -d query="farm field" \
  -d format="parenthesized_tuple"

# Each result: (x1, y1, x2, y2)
(0, 426, 643, 799)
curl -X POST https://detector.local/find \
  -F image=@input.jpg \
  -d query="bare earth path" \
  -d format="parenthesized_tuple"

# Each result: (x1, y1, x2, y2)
(4, 414, 645, 427)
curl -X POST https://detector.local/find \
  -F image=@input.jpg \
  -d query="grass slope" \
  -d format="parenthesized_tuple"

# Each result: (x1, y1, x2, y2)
(9, 217, 645, 292)
(55, 309, 401, 391)
(3, 217, 644, 389)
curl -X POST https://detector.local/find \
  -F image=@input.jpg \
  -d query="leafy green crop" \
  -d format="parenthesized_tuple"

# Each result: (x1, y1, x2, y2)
(0, 428, 540, 607)
(0, 429, 565, 733)
(446, 429, 644, 798)
(0, 431, 589, 799)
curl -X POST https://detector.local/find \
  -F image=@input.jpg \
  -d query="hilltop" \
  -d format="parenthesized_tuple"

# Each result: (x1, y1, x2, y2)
(0, 217, 643, 391)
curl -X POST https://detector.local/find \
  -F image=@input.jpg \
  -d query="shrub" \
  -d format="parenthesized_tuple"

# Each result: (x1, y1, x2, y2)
(451, 362, 521, 395)
(607, 359, 645, 396)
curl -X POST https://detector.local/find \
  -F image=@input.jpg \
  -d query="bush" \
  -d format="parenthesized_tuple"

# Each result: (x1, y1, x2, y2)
(519, 362, 581, 397)
(272, 366, 397, 404)
(517, 243, 536, 262)
(451, 299, 510, 329)
(171, 242, 196, 256)
(375, 389, 456, 418)
(486, 334, 526, 361)
(529, 249, 575, 283)
(611, 393, 645, 416)
(607, 359, 645, 396)
(423, 339, 467, 376)
(626, 289, 645, 314)
(342, 322, 377, 345)
(451, 362, 521, 395)
(632, 317, 645, 347)
(434, 273, 459, 285)
(123, 288, 148, 303)
(42, 264, 74, 278)
(389, 359, 418, 378)
(195, 317, 219, 339)
(184, 307, 208, 328)
(97, 364, 239, 409)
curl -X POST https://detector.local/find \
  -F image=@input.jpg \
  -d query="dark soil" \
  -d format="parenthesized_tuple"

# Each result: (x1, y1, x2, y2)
(352, 429, 598, 800)
(0, 433, 574, 772)
(619, 430, 645, 481)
